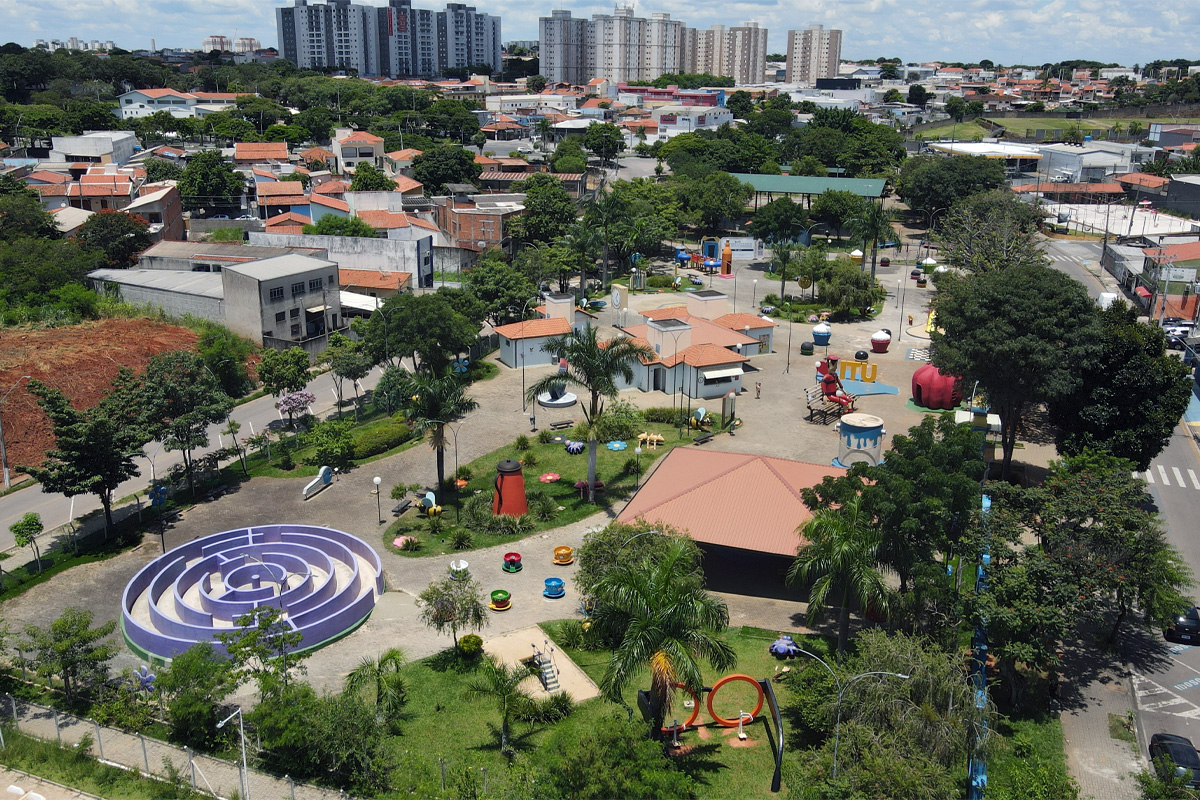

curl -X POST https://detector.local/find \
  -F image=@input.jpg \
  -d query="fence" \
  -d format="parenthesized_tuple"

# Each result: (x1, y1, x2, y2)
(0, 694, 351, 800)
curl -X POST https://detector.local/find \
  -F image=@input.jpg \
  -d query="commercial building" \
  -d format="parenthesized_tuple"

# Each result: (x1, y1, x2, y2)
(786, 24, 842, 84)
(114, 89, 248, 120)
(275, 0, 501, 79)
(201, 35, 233, 52)
(681, 22, 768, 86)
(537, 8, 683, 84)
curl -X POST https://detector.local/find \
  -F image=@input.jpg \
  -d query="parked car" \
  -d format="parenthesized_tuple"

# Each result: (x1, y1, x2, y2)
(517, 147, 533, 154)
(211, 214, 230, 220)
(1165, 607, 1200, 643)
(1167, 335, 1186, 351)
(1149, 733, 1200, 787)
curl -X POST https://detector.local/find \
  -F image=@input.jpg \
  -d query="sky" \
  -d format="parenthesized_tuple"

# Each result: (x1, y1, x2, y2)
(2, 0, 1198, 68)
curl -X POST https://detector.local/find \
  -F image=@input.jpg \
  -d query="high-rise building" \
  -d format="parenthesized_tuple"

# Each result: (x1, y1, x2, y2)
(538, 8, 682, 85)
(786, 24, 842, 84)
(202, 35, 233, 52)
(681, 21, 767, 85)
(234, 38, 262, 54)
(276, 0, 500, 79)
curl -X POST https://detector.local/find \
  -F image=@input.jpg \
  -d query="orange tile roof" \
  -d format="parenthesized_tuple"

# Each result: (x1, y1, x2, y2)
(408, 216, 441, 232)
(616, 448, 846, 556)
(714, 312, 777, 331)
(357, 209, 412, 229)
(265, 211, 312, 226)
(341, 131, 383, 144)
(393, 175, 423, 193)
(80, 182, 132, 197)
(339, 268, 410, 291)
(134, 88, 191, 99)
(301, 146, 335, 162)
(234, 142, 289, 161)
(312, 180, 350, 195)
(32, 184, 71, 197)
(252, 167, 275, 179)
(260, 195, 310, 206)
(310, 194, 349, 211)
(1012, 182, 1124, 194)
(1115, 172, 1169, 190)
(640, 305, 689, 320)
(664, 342, 750, 368)
(474, 154, 499, 165)
(255, 181, 306, 197)
(387, 148, 423, 161)
(493, 317, 572, 340)
(1147, 241, 1200, 262)
(28, 170, 71, 184)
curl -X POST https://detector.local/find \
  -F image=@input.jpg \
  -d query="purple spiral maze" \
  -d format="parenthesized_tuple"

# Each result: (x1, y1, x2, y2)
(122, 524, 384, 662)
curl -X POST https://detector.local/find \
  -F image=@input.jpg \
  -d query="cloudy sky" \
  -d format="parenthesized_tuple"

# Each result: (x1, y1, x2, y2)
(3, 0, 1195, 67)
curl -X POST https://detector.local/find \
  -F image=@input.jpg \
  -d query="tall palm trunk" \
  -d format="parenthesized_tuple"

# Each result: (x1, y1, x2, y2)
(837, 584, 852, 659)
(586, 437, 599, 503)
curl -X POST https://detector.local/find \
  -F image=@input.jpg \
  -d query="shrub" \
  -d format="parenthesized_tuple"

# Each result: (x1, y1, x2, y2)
(427, 514, 446, 537)
(620, 456, 640, 477)
(454, 465, 474, 481)
(591, 398, 644, 441)
(527, 488, 558, 521)
(458, 634, 484, 658)
(556, 619, 597, 650)
(398, 536, 422, 552)
(91, 683, 154, 732)
(278, 448, 295, 471)
(514, 434, 531, 451)
(451, 528, 474, 549)
(351, 420, 413, 460)
(538, 429, 554, 444)
(643, 406, 684, 425)
(517, 692, 576, 723)
(460, 493, 493, 529)
(522, 451, 539, 467)
(494, 514, 535, 536)
(646, 275, 675, 288)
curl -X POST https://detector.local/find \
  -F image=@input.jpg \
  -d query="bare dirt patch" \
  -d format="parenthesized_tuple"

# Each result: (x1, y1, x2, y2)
(0, 319, 197, 479)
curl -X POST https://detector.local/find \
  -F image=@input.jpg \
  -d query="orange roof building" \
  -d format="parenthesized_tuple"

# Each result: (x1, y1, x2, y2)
(338, 268, 410, 298)
(617, 448, 846, 556)
(234, 142, 289, 163)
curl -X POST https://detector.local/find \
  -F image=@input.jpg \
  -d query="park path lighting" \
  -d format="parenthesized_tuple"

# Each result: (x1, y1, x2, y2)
(752, 279, 758, 309)
(634, 445, 642, 484)
(518, 296, 540, 413)
(373, 476, 383, 524)
(217, 707, 248, 799)
(0, 375, 31, 488)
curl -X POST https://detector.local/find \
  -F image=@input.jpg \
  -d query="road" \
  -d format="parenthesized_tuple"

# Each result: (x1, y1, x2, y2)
(0, 363, 388, 552)
(1042, 238, 1105, 299)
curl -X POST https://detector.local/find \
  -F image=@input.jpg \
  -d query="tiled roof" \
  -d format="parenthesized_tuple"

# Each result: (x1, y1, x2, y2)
(664, 342, 750, 368)
(393, 175, 424, 193)
(339, 268, 410, 291)
(387, 148, 423, 161)
(493, 317, 572, 340)
(310, 194, 349, 212)
(234, 142, 289, 161)
(341, 131, 383, 144)
(259, 195, 309, 207)
(133, 88, 191, 99)
(312, 180, 350, 195)
(640, 306, 689, 320)
(408, 216, 441, 232)
(1146, 241, 1200, 262)
(1012, 182, 1124, 193)
(27, 170, 72, 184)
(616, 448, 846, 556)
(252, 168, 276, 179)
(265, 211, 312, 226)
(714, 312, 777, 331)
(301, 146, 335, 162)
(474, 154, 499, 165)
(32, 184, 72, 197)
(357, 210, 413, 229)
(1115, 172, 1169, 190)
(254, 181, 306, 197)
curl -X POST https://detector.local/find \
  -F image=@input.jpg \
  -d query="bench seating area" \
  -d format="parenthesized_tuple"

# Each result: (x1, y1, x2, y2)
(549, 420, 575, 431)
(391, 499, 413, 516)
(692, 432, 714, 445)
(806, 385, 855, 424)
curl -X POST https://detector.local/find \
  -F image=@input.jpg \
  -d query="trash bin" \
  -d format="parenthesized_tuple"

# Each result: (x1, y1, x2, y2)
(800, 342, 815, 356)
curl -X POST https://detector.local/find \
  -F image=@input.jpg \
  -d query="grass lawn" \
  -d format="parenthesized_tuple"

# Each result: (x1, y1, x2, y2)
(915, 121, 994, 141)
(381, 422, 691, 556)
(380, 623, 825, 799)
(986, 713, 1079, 799)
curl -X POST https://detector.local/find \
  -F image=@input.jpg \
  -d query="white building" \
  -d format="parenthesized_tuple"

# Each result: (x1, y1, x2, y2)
(114, 88, 245, 120)
(50, 131, 138, 165)
(201, 35, 232, 52)
(786, 24, 842, 84)
(650, 105, 735, 139)
(538, 8, 683, 84)
(234, 37, 262, 53)
(681, 22, 768, 86)
(539, 10, 587, 85)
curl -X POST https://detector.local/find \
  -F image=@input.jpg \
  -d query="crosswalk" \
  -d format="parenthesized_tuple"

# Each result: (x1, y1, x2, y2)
(1134, 672, 1200, 719)
(1134, 466, 1200, 491)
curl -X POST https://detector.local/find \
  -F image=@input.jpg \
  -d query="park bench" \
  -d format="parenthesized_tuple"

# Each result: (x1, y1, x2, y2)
(806, 385, 846, 424)
(391, 499, 413, 516)
(549, 420, 575, 431)
(692, 432, 714, 445)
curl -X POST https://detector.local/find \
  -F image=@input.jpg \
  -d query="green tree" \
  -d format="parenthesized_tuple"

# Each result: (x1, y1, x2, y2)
(686, 171, 754, 232)
(575, 521, 702, 600)
(897, 155, 1007, 217)
(352, 292, 478, 374)
(1048, 303, 1191, 470)
(771, 240, 802, 302)
(143, 158, 185, 183)
(527, 74, 548, 93)
(140, 350, 234, 494)
(907, 84, 931, 108)
(303, 418, 355, 469)
(462, 252, 537, 326)
(22, 373, 147, 533)
(463, 655, 536, 754)
(177, 149, 244, 212)
(847, 202, 895, 279)
(810, 190, 868, 239)
(945, 95, 967, 122)
(583, 122, 625, 164)
(323, 332, 372, 418)
(156, 642, 234, 749)
(725, 90, 755, 118)
(344, 647, 408, 733)
(591, 539, 735, 735)
(20, 608, 117, 698)
(215, 605, 307, 699)
(0, 174, 59, 240)
(820, 258, 880, 315)
(525, 327, 653, 503)
(257, 346, 311, 396)
(412, 145, 481, 195)
(400, 372, 479, 489)
(301, 214, 379, 237)
(883, 88, 904, 104)
(1136, 758, 1198, 799)
(751, 197, 810, 244)
(939, 189, 1048, 273)
(932, 265, 1098, 477)
(417, 575, 489, 651)
(787, 496, 891, 658)
(422, 98, 480, 140)
(510, 173, 577, 243)
(73, 209, 152, 268)
(348, 162, 396, 192)
(9, 512, 43, 573)
(792, 155, 828, 177)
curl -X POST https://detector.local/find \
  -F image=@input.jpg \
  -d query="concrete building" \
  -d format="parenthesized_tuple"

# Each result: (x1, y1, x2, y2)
(681, 22, 767, 86)
(202, 35, 233, 51)
(786, 25, 842, 84)
(276, 0, 501, 79)
(539, 10, 587, 85)
(538, 8, 683, 84)
(49, 132, 138, 165)
(124, 183, 186, 242)
(137, 241, 328, 273)
(432, 190, 524, 253)
(333, 129, 385, 171)
(234, 37, 262, 53)
(494, 292, 578, 368)
(1037, 141, 1156, 183)
(114, 88, 246, 120)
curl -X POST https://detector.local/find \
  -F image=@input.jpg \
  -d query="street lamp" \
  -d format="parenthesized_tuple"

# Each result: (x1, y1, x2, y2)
(634, 445, 642, 484)
(923, 207, 948, 255)
(752, 279, 758, 309)
(217, 707, 249, 799)
(0, 375, 31, 488)
(373, 476, 382, 524)
(518, 296, 540, 413)
(783, 303, 794, 373)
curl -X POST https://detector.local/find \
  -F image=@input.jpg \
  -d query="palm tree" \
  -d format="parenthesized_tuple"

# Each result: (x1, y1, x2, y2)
(463, 656, 537, 754)
(401, 373, 479, 490)
(585, 191, 624, 289)
(535, 117, 554, 150)
(558, 222, 600, 297)
(525, 327, 653, 503)
(344, 647, 407, 731)
(771, 240, 800, 304)
(787, 496, 891, 659)
(591, 539, 736, 736)
(848, 202, 896, 281)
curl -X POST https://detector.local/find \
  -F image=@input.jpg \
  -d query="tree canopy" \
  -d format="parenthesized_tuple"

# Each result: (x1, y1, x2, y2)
(347, 162, 396, 192)
(897, 155, 1007, 217)
(177, 149, 245, 212)
(302, 214, 379, 238)
(412, 145, 481, 195)
(73, 210, 152, 268)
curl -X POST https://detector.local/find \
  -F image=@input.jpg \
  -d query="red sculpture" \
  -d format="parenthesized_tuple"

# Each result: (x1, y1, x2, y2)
(493, 459, 528, 517)
(911, 363, 962, 410)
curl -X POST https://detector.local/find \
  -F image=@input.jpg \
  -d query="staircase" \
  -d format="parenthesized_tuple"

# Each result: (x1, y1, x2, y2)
(533, 652, 559, 691)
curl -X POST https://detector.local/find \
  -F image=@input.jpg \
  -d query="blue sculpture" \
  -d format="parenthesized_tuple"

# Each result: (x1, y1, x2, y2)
(769, 634, 803, 659)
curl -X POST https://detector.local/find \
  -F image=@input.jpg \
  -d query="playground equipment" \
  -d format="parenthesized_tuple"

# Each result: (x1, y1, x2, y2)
(553, 546, 574, 565)
(769, 634, 803, 659)
(121, 524, 384, 662)
(812, 321, 832, 347)
(543, 577, 566, 599)
(833, 413, 886, 468)
(565, 440, 585, 455)
(489, 589, 511, 611)
(871, 329, 892, 354)
(492, 459, 529, 518)
(449, 559, 470, 580)
(502, 552, 522, 573)
(539, 357, 578, 409)
(419, 491, 443, 516)
(912, 363, 963, 410)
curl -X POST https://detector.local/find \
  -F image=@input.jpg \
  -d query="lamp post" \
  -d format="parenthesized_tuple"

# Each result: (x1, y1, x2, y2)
(783, 303, 794, 373)
(663, 328, 685, 440)
(923, 207, 948, 257)
(518, 296, 539, 413)
(373, 476, 382, 524)
(752, 279, 758, 310)
(0, 375, 31, 489)
(634, 445, 642, 484)
(789, 649, 910, 779)
(217, 707, 249, 800)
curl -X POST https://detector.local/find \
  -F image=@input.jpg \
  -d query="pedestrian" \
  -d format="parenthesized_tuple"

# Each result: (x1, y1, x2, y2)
(755, 381, 762, 399)
(908, 314, 914, 327)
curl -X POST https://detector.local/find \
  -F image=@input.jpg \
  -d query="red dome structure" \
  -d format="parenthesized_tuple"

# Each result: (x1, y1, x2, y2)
(911, 363, 962, 410)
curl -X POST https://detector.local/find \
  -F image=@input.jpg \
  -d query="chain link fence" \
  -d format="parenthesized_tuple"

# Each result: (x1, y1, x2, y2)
(1, 694, 352, 800)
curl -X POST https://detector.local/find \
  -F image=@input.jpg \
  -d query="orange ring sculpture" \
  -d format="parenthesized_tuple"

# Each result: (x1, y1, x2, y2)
(706, 674, 764, 727)
(660, 682, 701, 734)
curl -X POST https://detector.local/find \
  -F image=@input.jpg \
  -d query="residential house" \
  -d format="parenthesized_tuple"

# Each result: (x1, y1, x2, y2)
(385, 148, 423, 175)
(338, 268, 411, 299)
(233, 142, 289, 165)
(432, 190, 525, 252)
(50, 132, 138, 166)
(334, 130, 385, 172)
(124, 183, 185, 241)
(114, 88, 248, 119)
(494, 292, 578, 368)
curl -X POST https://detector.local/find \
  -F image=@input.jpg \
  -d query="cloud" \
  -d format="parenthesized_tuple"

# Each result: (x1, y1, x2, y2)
(1, 0, 1193, 66)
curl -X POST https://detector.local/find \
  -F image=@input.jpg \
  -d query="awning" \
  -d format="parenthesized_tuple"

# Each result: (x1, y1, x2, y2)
(1135, 287, 1152, 299)
(700, 366, 745, 380)
(306, 304, 330, 313)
